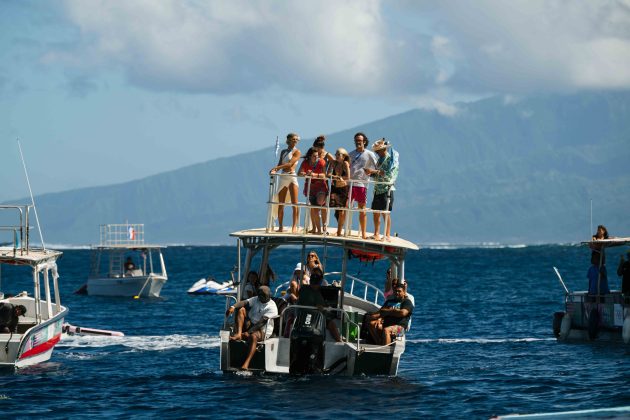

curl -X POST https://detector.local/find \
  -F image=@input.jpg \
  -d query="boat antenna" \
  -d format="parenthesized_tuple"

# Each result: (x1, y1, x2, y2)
(590, 198, 593, 238)
(17, 139, 46, 251)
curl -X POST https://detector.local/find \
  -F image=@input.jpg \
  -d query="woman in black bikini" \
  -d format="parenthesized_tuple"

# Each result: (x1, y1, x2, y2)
(327, 148, 350, 236)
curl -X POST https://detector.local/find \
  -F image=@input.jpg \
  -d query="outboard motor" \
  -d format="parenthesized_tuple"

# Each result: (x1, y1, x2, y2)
(289, 309, 326, 374)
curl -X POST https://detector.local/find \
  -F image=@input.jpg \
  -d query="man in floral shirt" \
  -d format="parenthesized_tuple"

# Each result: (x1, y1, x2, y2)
(365, 139, 399, 241)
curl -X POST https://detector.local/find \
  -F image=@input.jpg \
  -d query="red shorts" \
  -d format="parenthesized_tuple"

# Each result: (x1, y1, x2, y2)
(350, 186, 367, 205)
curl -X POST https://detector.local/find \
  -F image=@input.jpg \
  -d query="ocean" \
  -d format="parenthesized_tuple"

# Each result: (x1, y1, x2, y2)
(1, 244, 630, 419)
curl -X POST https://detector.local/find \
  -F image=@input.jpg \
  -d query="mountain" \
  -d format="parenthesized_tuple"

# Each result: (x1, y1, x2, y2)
(7, 91, 630, 245)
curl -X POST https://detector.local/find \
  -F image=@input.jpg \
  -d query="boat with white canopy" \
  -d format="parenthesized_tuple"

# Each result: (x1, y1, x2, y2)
(553, 236, 630, 342)
(80, 224, 168, 298)
(219, 170, 418, 375)
(0, 204, 68, 369)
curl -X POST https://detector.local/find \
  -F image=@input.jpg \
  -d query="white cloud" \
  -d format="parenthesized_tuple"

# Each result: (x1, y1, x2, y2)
(50, 0, 630, 98)
(60, 0, 389, 95)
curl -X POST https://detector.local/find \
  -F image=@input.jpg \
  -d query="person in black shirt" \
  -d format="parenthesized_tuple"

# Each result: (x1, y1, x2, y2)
(297, 268, 341, 342)
(0, 303, 27, 333)
(367, 284, 413, 345)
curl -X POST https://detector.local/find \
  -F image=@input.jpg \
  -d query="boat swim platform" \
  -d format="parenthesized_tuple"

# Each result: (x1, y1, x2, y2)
(0, 246, 62, 266)
(230, 227, 419, 251)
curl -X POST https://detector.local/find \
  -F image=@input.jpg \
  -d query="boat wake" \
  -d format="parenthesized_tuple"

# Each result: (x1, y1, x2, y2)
(408, 337, 555, 344)
(59, 334, 220, 351)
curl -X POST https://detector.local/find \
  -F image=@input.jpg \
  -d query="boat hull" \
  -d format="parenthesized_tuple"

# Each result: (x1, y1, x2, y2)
(86, 275, 167, 297)
(555, 291, 630, 343)
(0, 306, 68, 369)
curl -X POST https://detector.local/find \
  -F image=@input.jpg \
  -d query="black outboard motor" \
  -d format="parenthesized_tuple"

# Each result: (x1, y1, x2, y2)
(289, 309, 326, 375)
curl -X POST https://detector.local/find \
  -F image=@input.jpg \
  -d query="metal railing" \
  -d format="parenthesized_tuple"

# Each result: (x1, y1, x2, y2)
(266, 173, 394, 238)
(0, 205, 31, 255)
(100, 224, 145, 246)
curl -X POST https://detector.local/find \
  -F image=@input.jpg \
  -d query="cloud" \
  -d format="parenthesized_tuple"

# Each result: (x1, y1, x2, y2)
(51, 0, 630, 98)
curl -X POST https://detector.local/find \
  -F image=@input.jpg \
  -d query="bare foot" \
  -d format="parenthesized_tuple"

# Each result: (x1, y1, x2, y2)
(276, 228, 284, 233)
(336, 232, 343, 237)
(384, 236, 391, 242)
(291, 226, 298, 233)
(230, 334, 242, 341)
(308, 229, 317, 234)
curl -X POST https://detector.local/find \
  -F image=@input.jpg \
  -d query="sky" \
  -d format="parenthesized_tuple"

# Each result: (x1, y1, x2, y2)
(1, 0, 629, 201)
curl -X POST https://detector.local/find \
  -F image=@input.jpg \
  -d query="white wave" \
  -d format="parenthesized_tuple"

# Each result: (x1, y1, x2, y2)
(408, 337, 555, 344)
(59, 334, 220, 351)
(422, 242, 531, 250)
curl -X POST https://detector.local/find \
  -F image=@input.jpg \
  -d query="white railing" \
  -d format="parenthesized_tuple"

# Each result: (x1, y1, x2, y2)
(266, 173, 394, 238)
(100, 224, 145, 246)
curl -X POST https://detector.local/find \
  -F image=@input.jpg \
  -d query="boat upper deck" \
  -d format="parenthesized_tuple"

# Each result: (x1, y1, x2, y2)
(0, 246, 62, 266)
(231, 227, 419, 252)
(582, 237, 630, 247)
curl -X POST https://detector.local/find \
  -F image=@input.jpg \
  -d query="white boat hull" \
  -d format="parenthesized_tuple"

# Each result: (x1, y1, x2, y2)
(0, 304, 68, 369)
(86, 275, 167, 297)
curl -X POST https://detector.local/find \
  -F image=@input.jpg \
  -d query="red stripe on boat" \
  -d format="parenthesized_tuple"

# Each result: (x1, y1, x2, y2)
(19, 334, 61, 359)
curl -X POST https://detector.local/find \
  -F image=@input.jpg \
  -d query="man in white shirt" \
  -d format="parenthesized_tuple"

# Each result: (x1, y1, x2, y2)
(226, 285, 278, 370)
(348, 132, 377, 239)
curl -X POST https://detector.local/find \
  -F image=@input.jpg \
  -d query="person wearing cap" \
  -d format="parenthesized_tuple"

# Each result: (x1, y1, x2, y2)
(365, 138, 399, 242)
(226, 285, 278, 370)
(285, 263, 303, 304)
(348, 132, 378, 239)
(0, 302, 27, 333)
(367, 282, 413, 345)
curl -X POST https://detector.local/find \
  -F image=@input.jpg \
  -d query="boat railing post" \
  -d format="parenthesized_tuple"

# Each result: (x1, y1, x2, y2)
(43, 267, 52, 320)
(324, 176, 332, 233)
(304, 174, 312, 234)
(33, 267, 41, 323)
(266, 174, 275, 233)
(53, 266, 61, 314)
(344, 179, 354, 236)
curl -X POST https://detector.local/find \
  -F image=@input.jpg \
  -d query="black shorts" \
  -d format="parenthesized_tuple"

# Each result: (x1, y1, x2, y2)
(371, 191, 393, 211)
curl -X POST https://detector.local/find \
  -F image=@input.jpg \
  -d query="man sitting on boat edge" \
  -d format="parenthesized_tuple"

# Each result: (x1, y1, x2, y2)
(367, 282, 413, 345)
(226, 286, 278, 370)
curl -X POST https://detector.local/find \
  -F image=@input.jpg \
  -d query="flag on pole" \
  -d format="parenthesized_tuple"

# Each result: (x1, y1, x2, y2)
(274, 136, 280, 158)
(128, 226, 135, 240)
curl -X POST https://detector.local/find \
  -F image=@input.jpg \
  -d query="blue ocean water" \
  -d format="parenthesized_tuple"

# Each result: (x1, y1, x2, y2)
(1, 244, 630, 419)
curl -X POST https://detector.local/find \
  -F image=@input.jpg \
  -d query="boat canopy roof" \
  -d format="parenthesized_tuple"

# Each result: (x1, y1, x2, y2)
(230, 228, 419, 253)
(0, 246, 62, 266)
(582, 237, 630, 247)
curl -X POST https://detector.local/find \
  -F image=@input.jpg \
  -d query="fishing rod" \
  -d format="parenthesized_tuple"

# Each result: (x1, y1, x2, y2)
(17, 139, 46, 251)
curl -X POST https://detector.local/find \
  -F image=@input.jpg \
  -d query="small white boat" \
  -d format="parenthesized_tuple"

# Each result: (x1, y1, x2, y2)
(188, 277, 236, 295)
(0, 204, 68, 369)
(81, 224, 168, 298)
(553, 236, 630, 342)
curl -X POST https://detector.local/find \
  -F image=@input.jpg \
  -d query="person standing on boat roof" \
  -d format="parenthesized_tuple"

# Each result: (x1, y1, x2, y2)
(348, 132, 377, 239)
(618, 250, 630, 295)
(270, 133, 301, 234)
(313, 135, 335, 166)
(327, 148, 351, 237)
(226, 285, 278, 370)
(365, 139, 398, 242)
(590, 225, 609, 264)
(299, 147, 328, 235)
(0, 303, 27, 333)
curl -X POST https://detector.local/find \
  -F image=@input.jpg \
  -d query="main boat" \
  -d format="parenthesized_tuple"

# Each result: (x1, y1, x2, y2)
(219, 171, 419, 375)
(0, 204, 68, 369)
(79, 224, 168, 298)
(553, 235, 630, 342)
